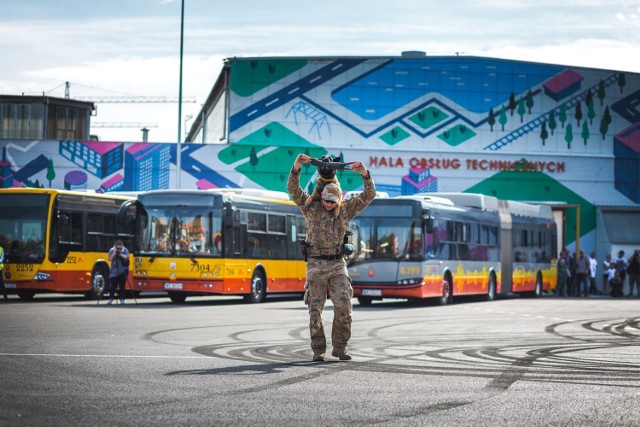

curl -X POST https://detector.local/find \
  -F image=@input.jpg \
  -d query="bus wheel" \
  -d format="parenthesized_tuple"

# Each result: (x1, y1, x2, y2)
(534, 273, 543, 298)
(485, 273, 496, 302)
(169, 293, 187, 304)
(244, 270, 266, 303)
(438, 276, 452, 305)
(88, 267, 108, 300)
(357, 296, 373, 306)
(17, 290, 35, 301)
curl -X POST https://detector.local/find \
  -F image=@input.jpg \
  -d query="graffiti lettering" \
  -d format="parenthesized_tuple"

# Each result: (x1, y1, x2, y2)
(369, 156, 565, 173)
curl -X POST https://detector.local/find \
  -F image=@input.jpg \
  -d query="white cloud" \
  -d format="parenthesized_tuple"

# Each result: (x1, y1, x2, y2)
(2, 0, 640, 142)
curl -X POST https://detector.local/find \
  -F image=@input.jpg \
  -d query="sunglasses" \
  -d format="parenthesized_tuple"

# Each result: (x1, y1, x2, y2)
(322, 199, 337, 205)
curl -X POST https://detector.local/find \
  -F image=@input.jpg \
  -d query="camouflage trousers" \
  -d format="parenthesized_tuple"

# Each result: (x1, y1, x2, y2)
(305, 258, 353, 356)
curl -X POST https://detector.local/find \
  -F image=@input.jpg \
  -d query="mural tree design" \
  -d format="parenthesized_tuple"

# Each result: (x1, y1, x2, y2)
(575, 102, 583, 127)
(581, 121, 590, 145)
(46, 158, 55, 188)
(508, 93, 517, 116)
(525, 89, 534, 114)
(565, 124, 574, 149)
(499, 105, 507, 131)
(540, 121, 548, 146)
(487, 108, 495, 132)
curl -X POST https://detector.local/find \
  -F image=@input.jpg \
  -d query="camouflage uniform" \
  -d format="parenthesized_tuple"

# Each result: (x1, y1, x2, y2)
(287, 167, 376, 359)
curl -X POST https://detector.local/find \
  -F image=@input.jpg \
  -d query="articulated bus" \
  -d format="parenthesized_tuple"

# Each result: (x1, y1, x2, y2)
(0, 188, 136, 300)
(346, 193, 557, 305)
(120, 189, 306, 303)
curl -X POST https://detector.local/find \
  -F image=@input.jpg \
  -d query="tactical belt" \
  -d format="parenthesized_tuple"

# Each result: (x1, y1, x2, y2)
(309, 254, 344, 261)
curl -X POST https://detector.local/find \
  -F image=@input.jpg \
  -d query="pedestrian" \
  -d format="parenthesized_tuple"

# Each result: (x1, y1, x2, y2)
(107, 239, 130, 305)
(575, 249, 590, 297)
(588, 251, 598, 294)
(0, 242, 7, 301)
(613, 250, 628, 291)
(565, 248, 576, 296)
(556, 250, 569, 297)
(287, 153, 375, 362)
(627, 250, 640, 298)
(602, 254, 612, 296)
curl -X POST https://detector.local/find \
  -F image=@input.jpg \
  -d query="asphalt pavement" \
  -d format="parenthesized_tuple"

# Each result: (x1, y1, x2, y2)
(1, 293, 639, 426)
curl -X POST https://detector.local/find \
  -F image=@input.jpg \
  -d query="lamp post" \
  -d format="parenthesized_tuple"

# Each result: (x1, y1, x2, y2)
(176, 0, 185, 188)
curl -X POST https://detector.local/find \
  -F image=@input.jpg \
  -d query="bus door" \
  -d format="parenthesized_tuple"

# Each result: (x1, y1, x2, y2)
(287, 215, 306, 283)
(498, 200, 513, 294)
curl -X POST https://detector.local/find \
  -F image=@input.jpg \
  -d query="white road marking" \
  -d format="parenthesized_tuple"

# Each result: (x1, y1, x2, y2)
(0, 352, 210, 359)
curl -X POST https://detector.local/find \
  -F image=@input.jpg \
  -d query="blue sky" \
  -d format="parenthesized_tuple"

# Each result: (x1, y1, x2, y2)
(2, 0, 639, 142)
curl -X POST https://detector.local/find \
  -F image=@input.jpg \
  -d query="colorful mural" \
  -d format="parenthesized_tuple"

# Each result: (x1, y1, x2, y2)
(1, 55, 639, 253)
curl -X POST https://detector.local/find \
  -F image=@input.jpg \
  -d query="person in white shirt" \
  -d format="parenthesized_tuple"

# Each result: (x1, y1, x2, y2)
(588, 252, 598, 294)
(602, 254, 612, 295)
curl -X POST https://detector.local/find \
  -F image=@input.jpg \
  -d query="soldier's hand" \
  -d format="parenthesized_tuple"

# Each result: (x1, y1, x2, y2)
(294, 154, 311, 170)
(350, 161, 366, 175)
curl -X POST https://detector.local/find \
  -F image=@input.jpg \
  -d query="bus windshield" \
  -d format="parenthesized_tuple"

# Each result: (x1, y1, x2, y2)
(138, 206, 222, 257)
(351, 217, 423, 262)
(0, 193, 49, 263)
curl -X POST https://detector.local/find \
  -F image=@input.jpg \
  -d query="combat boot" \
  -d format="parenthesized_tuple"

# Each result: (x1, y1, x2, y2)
(331, 349, 352, 361)
(312, 353, 325, 362)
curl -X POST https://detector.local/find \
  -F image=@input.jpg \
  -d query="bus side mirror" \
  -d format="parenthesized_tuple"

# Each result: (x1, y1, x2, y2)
(223, 203, 233, 227)
(425, 217, 434, 234)
(117, 199, 138, 226)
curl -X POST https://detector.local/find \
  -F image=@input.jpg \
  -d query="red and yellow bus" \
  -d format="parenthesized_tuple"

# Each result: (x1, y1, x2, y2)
(346, 193, 557, 305)
(0, 188, 136, 300)
(120, 189, 306, 303)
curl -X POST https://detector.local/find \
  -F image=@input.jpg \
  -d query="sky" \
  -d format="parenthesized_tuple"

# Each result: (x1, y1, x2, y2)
(2, 0, 640, 143)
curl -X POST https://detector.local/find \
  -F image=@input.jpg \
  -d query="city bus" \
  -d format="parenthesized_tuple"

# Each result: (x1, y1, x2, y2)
(0, 188, 136, 300)
(119, 188, 306, 303)
(346, 192, 557, 305)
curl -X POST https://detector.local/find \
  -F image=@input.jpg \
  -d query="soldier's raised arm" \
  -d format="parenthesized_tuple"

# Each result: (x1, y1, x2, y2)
(343, 160, 376, 220)
(287, 154, 312, 206)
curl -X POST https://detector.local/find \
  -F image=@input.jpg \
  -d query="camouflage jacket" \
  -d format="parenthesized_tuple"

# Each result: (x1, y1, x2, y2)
(287, 167, 376, 256)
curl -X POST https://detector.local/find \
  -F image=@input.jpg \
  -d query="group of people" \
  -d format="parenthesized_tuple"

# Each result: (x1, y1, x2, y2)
(557, 248, 640, 298)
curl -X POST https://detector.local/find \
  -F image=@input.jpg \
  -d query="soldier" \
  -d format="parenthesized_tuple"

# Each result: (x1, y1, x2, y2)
(287, 153, 376, 362)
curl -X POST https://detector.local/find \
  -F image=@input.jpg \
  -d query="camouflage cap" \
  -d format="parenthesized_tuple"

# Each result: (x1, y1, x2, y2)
(322, 183, 342, 202)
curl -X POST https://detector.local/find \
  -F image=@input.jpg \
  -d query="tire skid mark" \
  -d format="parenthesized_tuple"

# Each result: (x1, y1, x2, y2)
(150, 315, 640, 400)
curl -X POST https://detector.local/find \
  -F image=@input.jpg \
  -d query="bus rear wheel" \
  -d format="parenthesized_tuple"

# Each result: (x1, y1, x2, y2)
(437, 276, 452, 305)
(485, 273, 496, 301)
(533, 273, 543, 297)
(17, 290, 35, 301)
(169, 293, 187, 304)
(357, 296, 373, 306)
(87, 267, 108, 300)
(244, 270, 266, 303)
(524, 273, 543, 298)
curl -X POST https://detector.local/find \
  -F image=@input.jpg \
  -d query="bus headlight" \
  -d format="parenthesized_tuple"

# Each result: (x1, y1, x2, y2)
(34, 272, 52, 281)
(398, 278, 422, 286)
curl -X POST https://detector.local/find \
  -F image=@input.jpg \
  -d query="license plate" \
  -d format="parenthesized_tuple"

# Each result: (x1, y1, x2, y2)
(164, 283, 183, 290)
(5, 283, 16, 289)
(361, 289, 381, 296)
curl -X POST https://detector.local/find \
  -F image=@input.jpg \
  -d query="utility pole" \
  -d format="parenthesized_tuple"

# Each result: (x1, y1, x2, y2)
(176, 0, 185, 189)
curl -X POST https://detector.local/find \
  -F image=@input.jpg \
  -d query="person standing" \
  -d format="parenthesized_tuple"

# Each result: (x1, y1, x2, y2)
(108, 239, 129, 305)
(627, 250, 640, 298)
(0, 243, 7, 301)
(575, 249, 590, 297)
(613, 250, 628, 292)
(556, 250, 569, 297)
(287, 154, 375, 362)
(565, 248, 576, 296)
(588, 251, 598, 295)
(602, 254, 612, 296)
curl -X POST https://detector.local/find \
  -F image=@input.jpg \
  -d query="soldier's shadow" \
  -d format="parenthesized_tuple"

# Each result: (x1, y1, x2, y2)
(165, 360, 343, 377)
